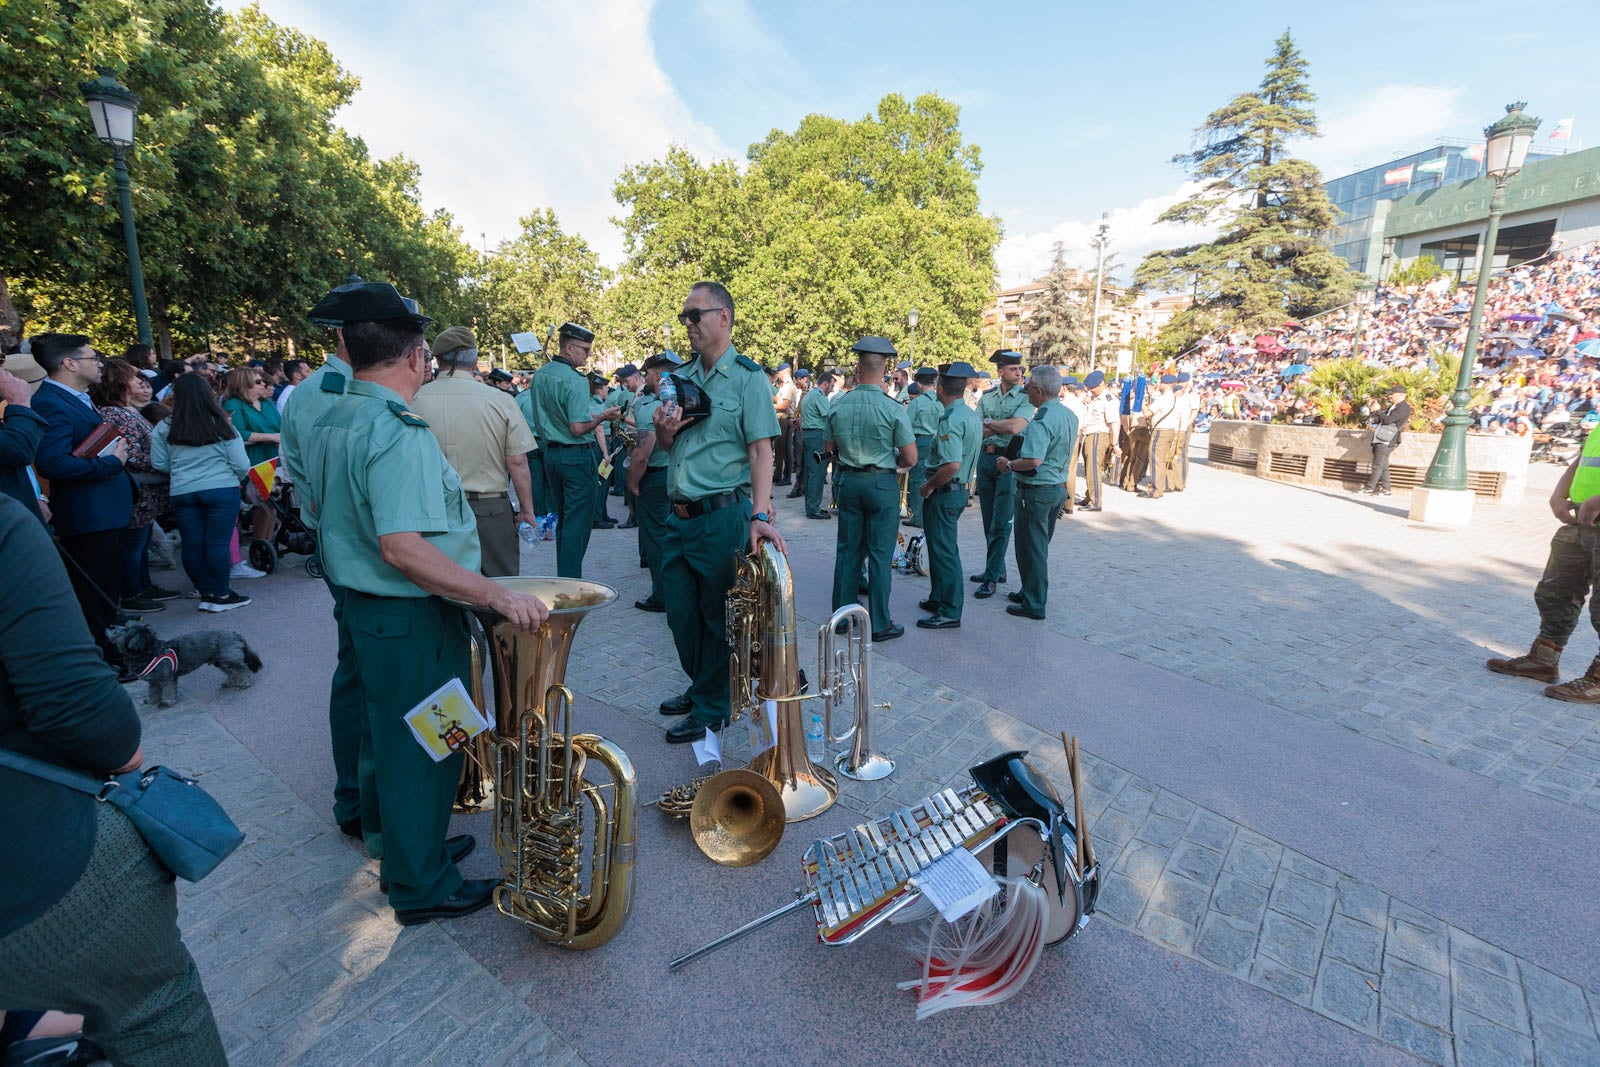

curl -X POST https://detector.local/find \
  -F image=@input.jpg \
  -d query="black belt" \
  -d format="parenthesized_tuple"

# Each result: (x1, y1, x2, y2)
(930, 481, 964, 495)
(671, 490, 744, 520)
(544, 441, 588, 450)
(465, 490, 507, 500)
(983, 444, 1003, 454)
(837, 463, 895, 474)
(349, 589, 420, 602)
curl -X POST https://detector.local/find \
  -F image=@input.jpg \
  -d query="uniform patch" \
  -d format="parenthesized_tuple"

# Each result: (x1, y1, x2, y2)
(735, 354, 763, 373)
(320, 371, 347, 394)
(387, 400, 429, 427)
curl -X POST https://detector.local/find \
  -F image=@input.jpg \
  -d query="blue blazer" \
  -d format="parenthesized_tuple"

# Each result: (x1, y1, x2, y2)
(31, 381, 133, 536)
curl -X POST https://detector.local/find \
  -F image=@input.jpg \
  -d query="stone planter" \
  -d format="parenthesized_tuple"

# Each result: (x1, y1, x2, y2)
(1205, 419, 1532, 504)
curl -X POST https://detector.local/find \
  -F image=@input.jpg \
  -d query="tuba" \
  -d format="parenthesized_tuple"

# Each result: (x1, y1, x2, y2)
(726, 541, 837, 822)
(452, 619, 495, 813)
(459, 577, 637, 950)
(818, 605, 894, 781)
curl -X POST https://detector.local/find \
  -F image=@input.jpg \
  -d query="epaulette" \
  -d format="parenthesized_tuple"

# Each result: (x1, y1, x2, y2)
(387, 400, 429, 427)
(735, 354, 763, 373)
(319, 371, 347, 394)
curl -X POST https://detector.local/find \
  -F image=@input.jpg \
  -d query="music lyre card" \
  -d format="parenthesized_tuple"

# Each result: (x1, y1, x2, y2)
(403, 677, 490, 762)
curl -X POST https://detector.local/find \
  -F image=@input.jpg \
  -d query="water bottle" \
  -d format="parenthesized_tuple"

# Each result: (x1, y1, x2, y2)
(658, 374, 677, 411)
(518, 520, 536, 547)
(806, 713, 825, 762)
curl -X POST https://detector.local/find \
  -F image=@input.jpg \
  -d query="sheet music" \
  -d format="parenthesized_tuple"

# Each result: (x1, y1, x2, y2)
(911, 846, 999, 922)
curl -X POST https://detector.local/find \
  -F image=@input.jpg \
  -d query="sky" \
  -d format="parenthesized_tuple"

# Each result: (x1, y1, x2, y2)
(229, 0, 1597, 287)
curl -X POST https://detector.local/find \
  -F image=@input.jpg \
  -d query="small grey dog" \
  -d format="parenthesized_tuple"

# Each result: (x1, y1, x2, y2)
(108, 620, 263, 708)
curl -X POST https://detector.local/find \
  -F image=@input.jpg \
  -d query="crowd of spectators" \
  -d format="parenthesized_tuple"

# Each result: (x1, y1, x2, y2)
(1170, 239, 1600, 436)
(0, 338, 307, 681)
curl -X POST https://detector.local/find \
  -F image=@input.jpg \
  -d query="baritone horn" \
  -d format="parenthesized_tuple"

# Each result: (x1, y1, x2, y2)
(457, 577, 637, 950)
(819, 605, 894, 781)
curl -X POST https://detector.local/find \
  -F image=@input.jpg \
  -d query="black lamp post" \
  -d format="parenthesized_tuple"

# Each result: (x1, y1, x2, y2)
(1412, 103, 1540, 522)
(80, 67, 152, 347)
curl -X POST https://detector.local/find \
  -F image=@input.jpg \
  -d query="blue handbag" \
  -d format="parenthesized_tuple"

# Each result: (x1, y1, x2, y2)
(0, 748, 244, 882)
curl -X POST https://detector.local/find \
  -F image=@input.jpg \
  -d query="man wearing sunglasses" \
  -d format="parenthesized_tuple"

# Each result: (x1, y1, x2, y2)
(527, 323, 621, 577)
(651, 282, 785, 744)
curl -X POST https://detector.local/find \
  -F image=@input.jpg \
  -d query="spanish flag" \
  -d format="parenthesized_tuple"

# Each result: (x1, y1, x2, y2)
(248, 457, 278, 499)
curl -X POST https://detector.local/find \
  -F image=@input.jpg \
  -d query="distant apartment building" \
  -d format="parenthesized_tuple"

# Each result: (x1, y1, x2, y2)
(982, 275, 1188, 365)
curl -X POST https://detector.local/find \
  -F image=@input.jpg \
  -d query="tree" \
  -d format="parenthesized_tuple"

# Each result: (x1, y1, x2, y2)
(1025, 243, 1089, 368)
(1387, 255, 1444, 288)
(1136, 30, 1357, 340)
(606, 94, 1000, 369)
(473, 209, 608, 367)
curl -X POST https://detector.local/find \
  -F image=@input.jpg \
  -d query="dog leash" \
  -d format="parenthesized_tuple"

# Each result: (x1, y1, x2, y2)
(52, 538, 124, 613)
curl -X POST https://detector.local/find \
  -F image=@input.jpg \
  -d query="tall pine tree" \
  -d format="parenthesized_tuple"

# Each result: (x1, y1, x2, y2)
(1025, 242, 1089, 368)
(1136, 30, 1355, 342)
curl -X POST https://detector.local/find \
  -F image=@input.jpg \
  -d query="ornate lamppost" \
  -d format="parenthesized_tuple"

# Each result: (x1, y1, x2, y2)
(80, 68, 152, 347)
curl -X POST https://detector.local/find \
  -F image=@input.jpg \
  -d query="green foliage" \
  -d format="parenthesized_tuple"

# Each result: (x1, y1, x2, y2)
(1292, 350, 1485, 429)
(1, 0, 480, 356)
(606, 93, 1000, 369)
(1387, 255, 1444, 288)
(1025, 243, 1089, 368)
(471, 209, 610, 368)
(1137, 30, 1358, 341)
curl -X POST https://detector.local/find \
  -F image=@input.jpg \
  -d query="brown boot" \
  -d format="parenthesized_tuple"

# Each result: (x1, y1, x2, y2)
(1546, 656, 1600, 702)
(1486, 638, 1562, 683)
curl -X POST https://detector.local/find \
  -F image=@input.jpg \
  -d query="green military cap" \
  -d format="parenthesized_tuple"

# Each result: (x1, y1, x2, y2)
(941, 361, 980, 379)
(989, 349, 1024, 366)
(853, 335, 898, 356)
(308, 281, 431, 329)
(913, 366, 937, 382)
(641, 350, 683, 371)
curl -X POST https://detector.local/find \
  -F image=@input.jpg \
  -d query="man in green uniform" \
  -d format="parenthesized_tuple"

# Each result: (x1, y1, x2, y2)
(973, 350, 1034, 599)
(800, 370, 834, 520)
(905, 366, 941, 527)
(916, 361, 981, 630)
(890, 361, 912, 405)
(652, 281, 784, 744)
(513, 366, 550, 517)
(626, 351, 680, 612)
(826, 336, 916, 642)
(528, 323, 620, 577)
(1488, 427, 1600, 701)
(588, 372, 620, 528)
(298, 284, 549, 923)
(998, 366, 1077, 621)
(613, 364, 644, 529)
(280, 287, 359, 839)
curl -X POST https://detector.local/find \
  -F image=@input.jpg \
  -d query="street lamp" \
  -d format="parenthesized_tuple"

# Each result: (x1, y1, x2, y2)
(80, 67, 152, 347)
(907, 307, 918, 363)
(1411, 103, 1540, 525)
(1088, 213, 1110, 372)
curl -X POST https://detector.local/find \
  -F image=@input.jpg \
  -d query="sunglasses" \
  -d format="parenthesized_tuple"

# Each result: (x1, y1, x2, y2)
(677, 306, 727, 326)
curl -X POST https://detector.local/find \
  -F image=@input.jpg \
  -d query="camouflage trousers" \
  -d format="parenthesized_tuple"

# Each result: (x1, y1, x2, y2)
(1534, 523, 1600, 645)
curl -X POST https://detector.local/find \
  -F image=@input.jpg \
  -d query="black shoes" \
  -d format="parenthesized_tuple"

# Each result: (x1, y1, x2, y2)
(394, 877, 498, 926)
(974, 581, 996, 599)
(593, 517, 618, 529)
(660, 690, 692, 715)
(786, 488, 804, 498)
(970, 574, 1006, 583)
(773, 477, 792, 487)
(665, 717, 723, 744)
(635, 597, 666, 613)
(1080, 505, 1102, 512)
(917, 616, 960, 630)
(1007, 591, 1023, 604)
(807, 512, 832, 520)
(872, 624, 904, 642)
(918, 598, 938, 612)
(1005, 604, 1045, 620)
(1076, 497, 1090, 508)
(121, 594, 166, 613)
(339, 817, 363, 840)
(618, 518, 637, 529)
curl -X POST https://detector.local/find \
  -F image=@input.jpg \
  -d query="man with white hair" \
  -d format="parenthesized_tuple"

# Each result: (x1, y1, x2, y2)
(997, 365, 1076, 621)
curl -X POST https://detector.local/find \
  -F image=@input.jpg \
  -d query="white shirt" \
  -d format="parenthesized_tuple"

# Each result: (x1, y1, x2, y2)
(1061, 391, 1088, 429)
(1080, 391, 1116, 436)
(1144, 390, 1179, 430)
(275, 383, 297, 414)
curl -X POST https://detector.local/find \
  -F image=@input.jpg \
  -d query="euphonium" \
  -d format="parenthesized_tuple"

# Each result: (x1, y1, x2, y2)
(728, 541, 837, 822)
(818, 605, 894, 781)
(462, 577, 637, 950)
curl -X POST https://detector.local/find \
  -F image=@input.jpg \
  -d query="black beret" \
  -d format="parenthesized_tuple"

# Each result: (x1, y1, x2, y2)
(913, 366, 938, 381)
(641, 350, 684, 372)
(558, 322, 595, 343)
(989, 349, 1024, 366)
(616, 363, 640, 379)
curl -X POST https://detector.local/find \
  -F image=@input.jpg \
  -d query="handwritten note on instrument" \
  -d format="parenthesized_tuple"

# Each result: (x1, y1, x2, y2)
(912, 847, 999, 922)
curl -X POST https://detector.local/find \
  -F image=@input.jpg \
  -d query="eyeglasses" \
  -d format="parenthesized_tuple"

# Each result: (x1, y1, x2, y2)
(678, 306, 727, 326)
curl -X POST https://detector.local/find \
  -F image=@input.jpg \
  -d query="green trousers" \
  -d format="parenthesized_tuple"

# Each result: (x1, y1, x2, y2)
(0, 804, 224, 1066)
(661, 497, 750, 725)
(802, 429, 827, 516)
(592, 442, 614, 520)
(906, 434, 933, 526)
(1013, 483, 1067, 616)
(322, 576, 366, 843)
(525, 448, 549, 516)
(975, 448, 1015, 580)
(831, 469, 899, 632)
(1535, 523, 1600, 645)
(341, 592, 471, 911)
(922, 485, 966, 620)
(636, 466, 669, 603)
(543, 445, 597, 578)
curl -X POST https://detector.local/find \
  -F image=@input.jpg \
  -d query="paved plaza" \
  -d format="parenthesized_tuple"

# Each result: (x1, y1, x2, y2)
(131, 443, 1600, 1065)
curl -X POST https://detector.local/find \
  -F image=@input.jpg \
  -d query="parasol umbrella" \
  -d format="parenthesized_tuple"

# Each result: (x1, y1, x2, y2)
(1504, 312, 1543, 323)
(1548, 308, 1582, 322)
(1447, 303, 1471, 314)
(1576, 339, 1600, 357)
(1281, 320, 1304, 331)
(1486, 331, 1529, 342)
(1233, 346, 1257, 356)
(1424, 316, 1456, 329)
(1280, 363, 1313, 377)
(1221, 380, 1246, 390)
(1327, 323, 1352, 332)
(1506, 347, 1545, 359)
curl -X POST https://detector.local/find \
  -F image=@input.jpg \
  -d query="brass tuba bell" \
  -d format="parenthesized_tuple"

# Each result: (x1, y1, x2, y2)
(689, 769, 785, 867)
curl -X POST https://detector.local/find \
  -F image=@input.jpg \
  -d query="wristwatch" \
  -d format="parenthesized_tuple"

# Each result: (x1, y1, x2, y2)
(751, 511, 772, 524)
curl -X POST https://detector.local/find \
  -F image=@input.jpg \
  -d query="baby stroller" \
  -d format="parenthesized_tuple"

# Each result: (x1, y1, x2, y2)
(239, 478, 319, 576)
(1532, 423, 1585, 464)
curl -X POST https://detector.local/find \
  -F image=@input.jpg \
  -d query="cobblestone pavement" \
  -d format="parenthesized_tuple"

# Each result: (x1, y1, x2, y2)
(130, 445, 1600, 1065)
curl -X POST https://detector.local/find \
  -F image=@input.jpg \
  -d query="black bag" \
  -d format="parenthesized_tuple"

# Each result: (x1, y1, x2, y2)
(1373, 423, 1401, 446)
(0, 748, 244, 882)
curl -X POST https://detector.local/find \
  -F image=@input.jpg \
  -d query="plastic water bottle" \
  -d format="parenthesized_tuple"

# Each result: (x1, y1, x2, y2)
(806, 713, 825, 762)
(658, 374, 677, 411)
(518, 521, 536, 547)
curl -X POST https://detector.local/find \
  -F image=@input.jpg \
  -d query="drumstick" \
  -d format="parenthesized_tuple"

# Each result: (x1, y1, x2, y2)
(1075, 737, 1095, 870)
(1063, 732, 1089, 874)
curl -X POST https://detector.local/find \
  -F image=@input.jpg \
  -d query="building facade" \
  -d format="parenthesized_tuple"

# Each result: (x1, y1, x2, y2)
(1323, 139, 1565, 277)
(981, 276, 1188, 367)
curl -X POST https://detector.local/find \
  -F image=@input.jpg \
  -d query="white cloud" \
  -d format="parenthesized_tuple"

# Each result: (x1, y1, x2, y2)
(1303, 84, 1471, 178)
(234, 0, 729, 266)
(996, 183, 1219, 289)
